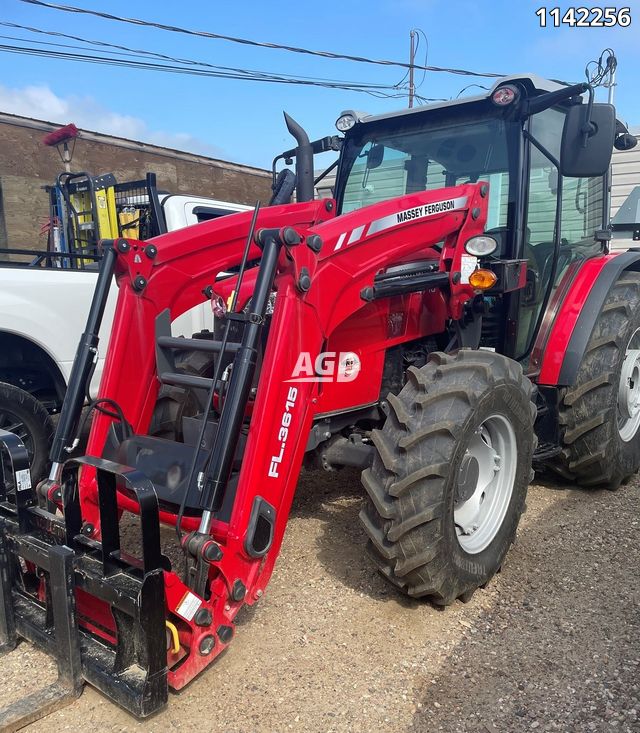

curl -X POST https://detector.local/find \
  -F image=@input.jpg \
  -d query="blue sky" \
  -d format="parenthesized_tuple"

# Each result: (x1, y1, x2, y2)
(1, 0, 639, 169)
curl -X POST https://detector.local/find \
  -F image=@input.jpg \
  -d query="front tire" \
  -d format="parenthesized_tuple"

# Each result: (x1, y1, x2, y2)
(549, 272, 640, 488)
(360, 350, 536, 605)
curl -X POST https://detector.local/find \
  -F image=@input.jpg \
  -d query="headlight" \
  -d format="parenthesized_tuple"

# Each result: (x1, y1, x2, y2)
(464, 235, 498, 257)
(335, 113, 357, 132)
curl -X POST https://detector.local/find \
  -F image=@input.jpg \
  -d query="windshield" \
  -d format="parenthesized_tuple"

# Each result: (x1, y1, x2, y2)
(337, 113, 517, 233)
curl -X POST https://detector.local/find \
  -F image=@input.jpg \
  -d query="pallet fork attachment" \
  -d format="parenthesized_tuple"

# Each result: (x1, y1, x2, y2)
(0, 430, 168, 727)
(0, 428, 83, 731)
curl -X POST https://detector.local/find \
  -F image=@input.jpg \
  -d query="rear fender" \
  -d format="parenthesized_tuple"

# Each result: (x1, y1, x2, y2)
(534, 251, 640, 386)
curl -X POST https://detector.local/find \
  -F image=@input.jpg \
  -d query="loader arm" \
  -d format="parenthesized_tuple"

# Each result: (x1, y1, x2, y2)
(89, 183, 485, 688)
(0, 182, 489, 714)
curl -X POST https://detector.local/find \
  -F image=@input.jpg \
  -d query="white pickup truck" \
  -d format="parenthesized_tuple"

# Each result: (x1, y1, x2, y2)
(0, 192, 250, 478)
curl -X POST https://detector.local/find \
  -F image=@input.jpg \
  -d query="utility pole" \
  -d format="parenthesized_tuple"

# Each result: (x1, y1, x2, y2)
(408, 29, 416, 108)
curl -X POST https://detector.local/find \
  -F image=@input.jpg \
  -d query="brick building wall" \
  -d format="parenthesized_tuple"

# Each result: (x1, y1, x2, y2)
(0, 112, 272, 249)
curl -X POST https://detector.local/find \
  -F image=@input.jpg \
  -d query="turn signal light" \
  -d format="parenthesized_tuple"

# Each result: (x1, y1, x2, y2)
(469, 269, 498, 290)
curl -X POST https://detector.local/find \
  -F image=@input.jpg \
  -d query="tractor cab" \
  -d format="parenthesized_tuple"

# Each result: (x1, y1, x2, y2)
(286, 74, 635, 361)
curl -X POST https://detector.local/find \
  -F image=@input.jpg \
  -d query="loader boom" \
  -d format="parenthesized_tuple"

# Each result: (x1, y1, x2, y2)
(1, 180, 489, 710)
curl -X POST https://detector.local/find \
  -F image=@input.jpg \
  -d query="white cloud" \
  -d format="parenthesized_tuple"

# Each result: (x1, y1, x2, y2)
(0, 83, 225, 158)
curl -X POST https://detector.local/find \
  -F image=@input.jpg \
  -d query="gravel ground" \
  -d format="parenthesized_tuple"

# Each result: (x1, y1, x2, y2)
(1, 468, 638, 733)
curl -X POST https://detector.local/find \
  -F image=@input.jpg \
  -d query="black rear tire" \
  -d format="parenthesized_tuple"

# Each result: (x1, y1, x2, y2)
(549, 272, 640, 489)
(149, 350, 214, 441)
(0, 382, 54, 482)
(360, 350, 536, 605)
(150, 319, 257, 441)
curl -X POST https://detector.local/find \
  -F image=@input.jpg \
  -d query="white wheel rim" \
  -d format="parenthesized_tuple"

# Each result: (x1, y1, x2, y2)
(618, 328, 640, 442)
(454, 414, 517, 555)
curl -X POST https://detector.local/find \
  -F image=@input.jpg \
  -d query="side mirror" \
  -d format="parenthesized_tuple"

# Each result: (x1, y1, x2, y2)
(560, 103, 615, 178)
(366, 144, 385, 170)
(614, 132, 638, 151)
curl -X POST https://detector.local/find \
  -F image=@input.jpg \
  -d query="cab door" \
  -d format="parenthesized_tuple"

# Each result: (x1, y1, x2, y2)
(517, 107, 606, 357)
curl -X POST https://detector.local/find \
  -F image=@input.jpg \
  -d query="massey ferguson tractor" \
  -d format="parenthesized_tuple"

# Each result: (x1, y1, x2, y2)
(0, 72, 638, 726)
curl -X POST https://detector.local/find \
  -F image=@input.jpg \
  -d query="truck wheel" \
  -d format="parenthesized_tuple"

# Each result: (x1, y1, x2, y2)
(360, 350, 536, 605)
(550, 272, 640, 489)
(0, 382, 54, 482)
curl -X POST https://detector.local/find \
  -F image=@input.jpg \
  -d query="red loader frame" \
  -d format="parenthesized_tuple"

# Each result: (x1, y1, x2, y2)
(0, 182, 489, 717)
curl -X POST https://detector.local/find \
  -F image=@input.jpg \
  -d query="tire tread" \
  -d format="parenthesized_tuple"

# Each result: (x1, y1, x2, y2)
(360, 350, 536, 605)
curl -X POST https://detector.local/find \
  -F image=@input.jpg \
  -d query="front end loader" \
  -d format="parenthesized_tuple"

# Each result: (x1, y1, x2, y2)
(1, 70, 638, 727)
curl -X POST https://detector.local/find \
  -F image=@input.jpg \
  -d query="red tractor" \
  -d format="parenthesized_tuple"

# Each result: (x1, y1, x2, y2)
(0, 73, 638, 725)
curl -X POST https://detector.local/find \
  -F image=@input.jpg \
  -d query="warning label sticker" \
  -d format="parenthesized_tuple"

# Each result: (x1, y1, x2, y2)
(460, 255, 478, 285)
(176, 591, 202, 622)
(15, 469, 31, 492)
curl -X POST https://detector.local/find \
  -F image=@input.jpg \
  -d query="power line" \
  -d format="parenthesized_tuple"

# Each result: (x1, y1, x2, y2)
(0, 21, 402, 89)
(414, 30, 430, 89)
(456, 83, 490, 98)
(414, 95, 446, 105)
(19, 0, 505, 79)
(0, 43, 414, 97)
(585, 48, 617, 88)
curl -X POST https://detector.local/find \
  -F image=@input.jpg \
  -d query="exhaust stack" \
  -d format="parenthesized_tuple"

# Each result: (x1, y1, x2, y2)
(283, 112, 314, 203)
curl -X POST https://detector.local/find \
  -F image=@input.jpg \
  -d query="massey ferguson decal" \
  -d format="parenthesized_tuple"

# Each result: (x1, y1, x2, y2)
(334, 196, 467, 250)
(396, 200, 455, 223)
(369, 196, 468, 234)
(268, 386, 298, 478)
